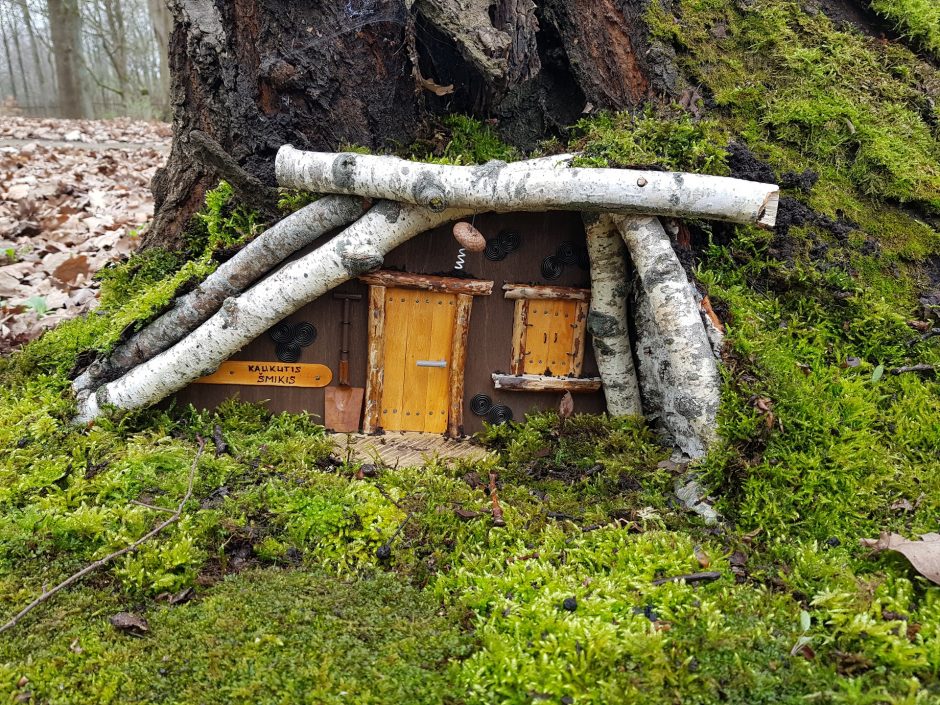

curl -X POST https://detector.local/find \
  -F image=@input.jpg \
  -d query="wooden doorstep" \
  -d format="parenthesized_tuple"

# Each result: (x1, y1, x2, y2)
(491, 373, 603, 392)
(360, 270, 494, 296)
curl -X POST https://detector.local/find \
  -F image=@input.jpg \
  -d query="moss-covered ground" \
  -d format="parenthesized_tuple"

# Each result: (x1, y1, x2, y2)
(3, 1, 940, 703)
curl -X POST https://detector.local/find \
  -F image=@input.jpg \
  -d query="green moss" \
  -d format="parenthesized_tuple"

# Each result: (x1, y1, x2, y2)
(190, 181, 264, 253)
(409, 115, 522, 165)
(648, 0, 940, 211)
(0, 570, 468, 704)
(1, 3, 940, 701)
(573, 109, 731, 174)
(870, 0, 940, 61)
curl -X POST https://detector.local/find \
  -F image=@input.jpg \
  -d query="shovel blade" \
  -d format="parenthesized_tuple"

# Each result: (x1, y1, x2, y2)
(325, 386, 365, 433)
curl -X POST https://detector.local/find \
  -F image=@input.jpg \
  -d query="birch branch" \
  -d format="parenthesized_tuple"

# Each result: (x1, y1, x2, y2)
(74, 203, 473, 424)
(582, 213, 642, 416)
(73, 196, 365, 393)
(613, 215, 721, 457)
(276, 147, 779, 227)
(0, 438, 205, 635)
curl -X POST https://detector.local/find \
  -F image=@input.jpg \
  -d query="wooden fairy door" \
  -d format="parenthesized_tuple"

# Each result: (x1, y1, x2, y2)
(360, 271, 494, 437)
(381, 288, 457, 433)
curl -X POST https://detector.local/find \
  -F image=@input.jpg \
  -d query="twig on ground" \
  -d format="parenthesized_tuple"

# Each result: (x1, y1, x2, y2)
(651, 571, 722, 586)
(129, 500, 176, 514)
(891, 364, 936, 376)
(489, 472, 506, 527)
(0, 438, 206, 635)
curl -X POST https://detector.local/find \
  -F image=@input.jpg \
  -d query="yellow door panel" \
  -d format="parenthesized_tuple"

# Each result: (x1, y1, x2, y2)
(423, 293, 456, 433)
(381, 289, 410, 431)
(382, 288, 456, 433)
(522, 299, 580, 377)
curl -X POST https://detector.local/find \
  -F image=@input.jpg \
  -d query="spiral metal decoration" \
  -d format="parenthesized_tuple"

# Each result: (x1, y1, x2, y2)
(278, 342, 303, 362)
(498, 230, 521, 252)
(556, 241, 579, 265)
(484, 238, 507, 262)
(470, 393, 493, 416)
(541, 255, 564, 281)
(486, 404, 514, 425)
(269, 322, 317, 362)
(293, 322, 318, 346)
(269, 322, 294, 344)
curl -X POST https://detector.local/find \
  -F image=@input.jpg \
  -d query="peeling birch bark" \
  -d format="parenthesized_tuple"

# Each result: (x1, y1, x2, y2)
(582, 213, 642, 416)
(276, 147, 779, 227)
(74, 202, 473, 424)
(73, 196, 366, 393)
(612, 214, 721, 457)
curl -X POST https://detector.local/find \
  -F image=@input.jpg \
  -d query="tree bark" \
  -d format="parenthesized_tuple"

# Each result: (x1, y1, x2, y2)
(0, 6, 20, 102)
(46, 0, 88, 118)
(145, 0, 671, 251)
(582, 213, 642, 416)
(17, 0, 48, 90)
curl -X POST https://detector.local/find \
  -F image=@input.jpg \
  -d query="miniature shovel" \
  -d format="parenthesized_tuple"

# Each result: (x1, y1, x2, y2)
(324, 293, 364, 432)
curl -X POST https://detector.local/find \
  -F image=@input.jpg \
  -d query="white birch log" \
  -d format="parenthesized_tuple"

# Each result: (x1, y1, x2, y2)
(276, 147, 779, 227)
(612, 214, 721, 457)
(74, 202, 473, 424)
(582, 213, 642, 416)
(73, 196, 366, 393)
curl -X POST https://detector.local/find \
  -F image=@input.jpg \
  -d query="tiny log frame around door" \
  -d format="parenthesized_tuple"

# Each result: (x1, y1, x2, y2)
(360, 271, 493, 437)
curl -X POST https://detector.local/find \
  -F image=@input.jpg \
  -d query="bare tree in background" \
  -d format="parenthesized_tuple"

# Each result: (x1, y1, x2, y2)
(147, 0, 171, 119)
(0, 0, 169, 119)
(46, 0, 88, 118)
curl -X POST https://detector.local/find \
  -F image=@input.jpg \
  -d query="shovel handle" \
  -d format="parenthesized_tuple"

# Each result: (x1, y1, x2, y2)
(338, 359, 349, 386)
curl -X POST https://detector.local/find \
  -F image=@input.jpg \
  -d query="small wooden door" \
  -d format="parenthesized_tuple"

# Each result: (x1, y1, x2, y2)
(380, 287, 457, 433)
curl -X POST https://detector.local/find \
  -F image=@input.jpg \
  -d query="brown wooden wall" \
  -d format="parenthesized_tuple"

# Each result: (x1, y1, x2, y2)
(175, 210, 607, 434)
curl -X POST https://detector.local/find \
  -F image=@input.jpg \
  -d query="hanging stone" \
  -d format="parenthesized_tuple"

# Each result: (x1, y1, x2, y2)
(452, 222, 487, 252)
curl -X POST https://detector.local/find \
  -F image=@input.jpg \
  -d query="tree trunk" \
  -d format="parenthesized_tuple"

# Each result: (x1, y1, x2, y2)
(46, 0, 87, 118)
(8, 5, 32, 108)
(146, 0, 172, 119)
(18, 0, 48, 91)
(145, 0, 669, 251)
(0, 7, 19, 102)
(102, 0, 130, 110)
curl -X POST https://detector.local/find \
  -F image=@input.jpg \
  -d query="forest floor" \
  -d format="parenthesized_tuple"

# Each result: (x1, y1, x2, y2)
(0, 117, 169, 353)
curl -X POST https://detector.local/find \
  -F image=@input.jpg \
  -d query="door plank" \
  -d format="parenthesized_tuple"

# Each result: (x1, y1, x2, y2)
(424, 292, 457, 433)
(401, 291, 432, 431)
(381, 287, 410, 431)
(550, 300, 577, 376)
(523, 300, 554, 375)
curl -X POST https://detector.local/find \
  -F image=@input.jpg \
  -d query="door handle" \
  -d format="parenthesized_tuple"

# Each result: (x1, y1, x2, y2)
(416, 359, 447, 368)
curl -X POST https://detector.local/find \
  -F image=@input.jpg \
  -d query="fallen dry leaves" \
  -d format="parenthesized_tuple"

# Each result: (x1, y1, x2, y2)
(861, 532, 940, 586)
(0, 116, 170, 353)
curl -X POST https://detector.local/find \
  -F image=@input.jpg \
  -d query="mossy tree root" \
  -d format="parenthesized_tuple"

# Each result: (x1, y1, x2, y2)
(73, 196, 366, 393)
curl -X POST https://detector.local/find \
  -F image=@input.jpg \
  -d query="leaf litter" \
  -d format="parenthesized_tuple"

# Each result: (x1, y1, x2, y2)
(0, 117, 170, 353)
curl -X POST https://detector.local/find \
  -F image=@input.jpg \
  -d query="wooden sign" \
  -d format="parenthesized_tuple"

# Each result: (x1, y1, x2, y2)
(195, 361, 332, 387)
